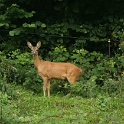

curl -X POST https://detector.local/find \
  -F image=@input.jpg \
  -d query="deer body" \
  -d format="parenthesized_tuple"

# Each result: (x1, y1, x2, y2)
(27, 41, 82, 97)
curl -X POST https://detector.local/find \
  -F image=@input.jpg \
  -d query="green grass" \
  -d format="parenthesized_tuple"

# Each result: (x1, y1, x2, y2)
(0, 86, 124, 124)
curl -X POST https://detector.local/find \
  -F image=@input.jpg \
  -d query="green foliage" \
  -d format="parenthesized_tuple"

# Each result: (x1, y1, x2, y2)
(0, 50, 42, 94)
(0, 1, 124, 54)
(119, 41, 124, 52)
(48, 46, 69, 62)
(70, 79, 98, 98)
(8, 49, 33, 65)
(0, 86, 124, 124)
(102, 79, 124, 95)
(1, 47, 123, 97)
(0, 3, 35, 29)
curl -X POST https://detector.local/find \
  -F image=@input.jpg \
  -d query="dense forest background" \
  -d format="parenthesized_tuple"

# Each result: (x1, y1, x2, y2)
(0, 0, 124, 53)
(0, 0, 124, 95)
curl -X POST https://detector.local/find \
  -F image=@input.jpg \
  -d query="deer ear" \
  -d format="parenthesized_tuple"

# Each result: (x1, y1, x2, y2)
(27, 41, 33, 49)
(36, 41, 41, 49)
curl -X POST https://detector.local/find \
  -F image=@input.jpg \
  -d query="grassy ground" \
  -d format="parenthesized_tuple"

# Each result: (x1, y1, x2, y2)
(0, 86, 124, 124)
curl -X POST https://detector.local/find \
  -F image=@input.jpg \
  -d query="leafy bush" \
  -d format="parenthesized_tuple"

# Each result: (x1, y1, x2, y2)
(119, 41, 124, 52)
(0, 50, 42, 93)
(0, 46, 124, 97)
(47, 45, 70, 62)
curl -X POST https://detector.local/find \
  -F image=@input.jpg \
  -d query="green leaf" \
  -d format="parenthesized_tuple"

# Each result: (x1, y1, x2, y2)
(41, 23, 46, 28)
(31, 11, 36, 14)
(9, 31, 15, 36)
(82, 29, 87, 33)
(0, 15, 6, 20)
(15, 30, 20, 35)
(0, 23, 4, 27)
(23, 23, 28, 27)
(12, 4, 17, 7)
(35, 21, 41, 26)
(25, 13, 33, 18)
(28, 24, 36, 28)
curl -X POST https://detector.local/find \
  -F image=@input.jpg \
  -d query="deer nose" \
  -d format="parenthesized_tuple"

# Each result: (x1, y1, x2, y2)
(32, 53, 36, 56)
(32, 52, 36, 56)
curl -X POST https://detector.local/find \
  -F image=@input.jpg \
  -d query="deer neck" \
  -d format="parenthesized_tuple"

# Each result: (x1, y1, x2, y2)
(33, 53, 41, 69)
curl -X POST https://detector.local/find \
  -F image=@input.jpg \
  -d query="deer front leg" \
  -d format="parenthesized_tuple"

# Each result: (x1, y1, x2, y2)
(47, 79, 50, 97)
(42, 77, 48, 97)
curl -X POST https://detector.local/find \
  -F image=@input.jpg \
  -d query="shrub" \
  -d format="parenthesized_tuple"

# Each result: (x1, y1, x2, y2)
(0, 47, 124, 96)
(0, 50, 42, 93)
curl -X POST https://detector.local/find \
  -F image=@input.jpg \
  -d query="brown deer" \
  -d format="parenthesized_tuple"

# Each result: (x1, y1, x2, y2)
(27, 41, 82, 97)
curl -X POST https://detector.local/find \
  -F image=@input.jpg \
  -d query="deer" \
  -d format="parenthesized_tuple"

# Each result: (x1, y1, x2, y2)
(27, 41, 82, 97)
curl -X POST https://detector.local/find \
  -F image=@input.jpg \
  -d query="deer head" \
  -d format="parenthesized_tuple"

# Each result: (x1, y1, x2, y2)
(27, 41, 41, 56)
